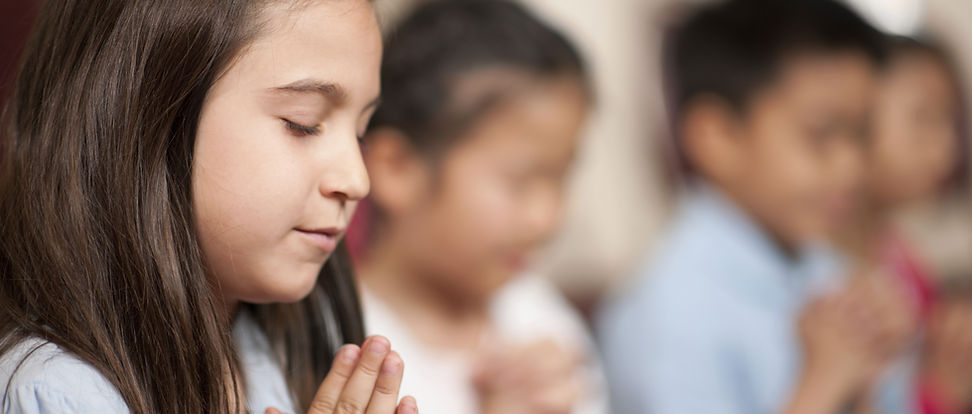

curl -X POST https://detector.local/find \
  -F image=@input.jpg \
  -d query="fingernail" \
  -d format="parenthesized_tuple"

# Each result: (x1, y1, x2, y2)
(382, 352, 402, 375)
(367, 336, 390, 355)
(402, 396, 418, 414)
(341, 345, 361, 364)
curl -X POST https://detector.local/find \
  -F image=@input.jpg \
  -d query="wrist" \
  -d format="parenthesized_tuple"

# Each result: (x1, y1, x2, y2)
(784, 364, 859, 414)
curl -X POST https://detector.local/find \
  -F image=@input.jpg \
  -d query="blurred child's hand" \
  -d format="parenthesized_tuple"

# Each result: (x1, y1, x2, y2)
(799, 294, 877, 393)
(790, 274, 918, 414)
(841, 271, 919, 366)
(473, 339, 584, 414)
(923, 300, 972, 412)
(786, 294, 883, 414)
(266, 336, 418, 414)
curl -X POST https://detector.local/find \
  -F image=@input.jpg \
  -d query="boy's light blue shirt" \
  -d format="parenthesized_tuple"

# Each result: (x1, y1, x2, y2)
(597, 186, 914, 414)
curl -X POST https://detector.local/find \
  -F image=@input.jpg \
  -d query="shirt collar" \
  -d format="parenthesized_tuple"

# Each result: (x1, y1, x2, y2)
(677, 181, 844, 307)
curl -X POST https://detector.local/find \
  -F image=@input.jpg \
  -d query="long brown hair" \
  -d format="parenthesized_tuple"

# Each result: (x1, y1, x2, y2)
(0, 0, 364, 412)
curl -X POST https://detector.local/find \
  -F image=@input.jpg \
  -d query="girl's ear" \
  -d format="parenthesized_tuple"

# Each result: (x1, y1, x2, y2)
(363, 127, 431, 217)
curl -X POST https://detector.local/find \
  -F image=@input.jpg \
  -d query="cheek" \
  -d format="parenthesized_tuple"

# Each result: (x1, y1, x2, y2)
(411, 165, 519, 274)
(192, 106, 317, 299)
(872, 133, 916, 180)
(195, 124, 306, 241)
(873, 138, 951, 203)
(747, 131, 846, 240)
(431, 171, 515, 250)
(870, 96, 954, 199)
(747, 129, 820, 201)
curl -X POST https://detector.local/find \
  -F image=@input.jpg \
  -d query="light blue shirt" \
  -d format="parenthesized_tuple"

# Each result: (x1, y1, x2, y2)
(0, 310, 297, 413)
(597, 186, 914, 414)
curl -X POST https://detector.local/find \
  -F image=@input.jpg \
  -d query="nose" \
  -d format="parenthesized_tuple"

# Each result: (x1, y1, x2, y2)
(319, 134, 370, 203)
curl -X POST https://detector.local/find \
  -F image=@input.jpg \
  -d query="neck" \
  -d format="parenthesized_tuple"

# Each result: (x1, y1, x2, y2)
(712, 183, 802, 259)
(224, 299, 240, 322)
(358, 234, 492, 350)
(209, 277, 241, 324)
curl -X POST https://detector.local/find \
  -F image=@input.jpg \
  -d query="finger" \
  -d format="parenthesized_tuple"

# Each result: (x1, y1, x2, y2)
(336, 335, 392, 414)
(523, 347, 583, 389)
(474, 344, 529, 389)
(266, 408, 282, 414)
(309, 344, 362, 414)
(529, 373, 583, 414)
(868, 276, 915, 333)
(365, 351, 404, 414)
(471, 347, 505, 386)
(396, 396, 418, 414)
(513, 340, 563, 376)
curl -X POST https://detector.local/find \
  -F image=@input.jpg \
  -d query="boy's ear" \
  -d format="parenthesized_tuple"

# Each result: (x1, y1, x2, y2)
(362, 127, 430, 217)
(682, 95, 745, 183)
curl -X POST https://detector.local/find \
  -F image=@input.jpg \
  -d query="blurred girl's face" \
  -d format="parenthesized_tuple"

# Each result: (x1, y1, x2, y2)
(399, 76, 588, 299)
(193, 0, 381, 305)
(867, 52, 959, 206)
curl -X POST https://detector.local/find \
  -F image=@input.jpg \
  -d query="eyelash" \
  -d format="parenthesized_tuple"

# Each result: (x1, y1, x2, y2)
(282, 119, 368, 148)
(283, 119, 321, 136)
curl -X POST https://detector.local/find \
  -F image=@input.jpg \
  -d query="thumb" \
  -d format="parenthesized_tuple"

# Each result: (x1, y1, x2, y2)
(265, 407, 282, 414)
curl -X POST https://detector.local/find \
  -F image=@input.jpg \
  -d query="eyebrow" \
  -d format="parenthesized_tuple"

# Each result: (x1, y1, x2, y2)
(271, 79, 349, 104)
(270, 79, 381, 110)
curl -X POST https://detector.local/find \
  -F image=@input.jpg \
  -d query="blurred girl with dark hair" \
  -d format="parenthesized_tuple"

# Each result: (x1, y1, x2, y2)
(837, 35, 971, 414)
(348, 1, 607, 413)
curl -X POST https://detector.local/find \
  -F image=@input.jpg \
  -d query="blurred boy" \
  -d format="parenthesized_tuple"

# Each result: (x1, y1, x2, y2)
(598, 1, 915, 413)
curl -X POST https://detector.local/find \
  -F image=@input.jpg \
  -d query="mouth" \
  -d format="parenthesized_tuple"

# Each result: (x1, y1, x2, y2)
(294, 227, 344, 252)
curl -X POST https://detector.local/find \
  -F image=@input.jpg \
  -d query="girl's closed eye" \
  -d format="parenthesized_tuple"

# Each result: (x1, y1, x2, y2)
(283, 119, 322, 136)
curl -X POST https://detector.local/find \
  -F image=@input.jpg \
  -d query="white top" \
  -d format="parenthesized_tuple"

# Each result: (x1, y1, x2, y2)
(362, 273, 610, 414)
(0, 310, 296, 414)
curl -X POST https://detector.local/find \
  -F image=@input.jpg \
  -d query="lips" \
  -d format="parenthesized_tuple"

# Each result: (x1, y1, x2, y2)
(295, 227, 344, 252)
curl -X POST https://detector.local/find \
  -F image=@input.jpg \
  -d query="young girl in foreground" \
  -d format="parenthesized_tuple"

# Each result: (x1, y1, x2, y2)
(348, 1, 608, 413)
(0, 0, 416, 413)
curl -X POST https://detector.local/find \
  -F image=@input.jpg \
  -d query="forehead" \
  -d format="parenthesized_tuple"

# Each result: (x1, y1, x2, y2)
(885, 53, 955, 89)
(229, 0, 382, 99)
(452, 77, 587, 156)
(765, 51, 877, 110)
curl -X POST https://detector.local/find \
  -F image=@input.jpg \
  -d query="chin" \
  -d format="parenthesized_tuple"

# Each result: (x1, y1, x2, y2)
(477, 268, 517, 295)
(269, 285, 317, 303)
(250, 268, 321, 304)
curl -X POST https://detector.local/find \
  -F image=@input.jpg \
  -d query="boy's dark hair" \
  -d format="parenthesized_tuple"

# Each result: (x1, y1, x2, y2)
(368, 0, 589, 156)
(662, 0, 886, 176)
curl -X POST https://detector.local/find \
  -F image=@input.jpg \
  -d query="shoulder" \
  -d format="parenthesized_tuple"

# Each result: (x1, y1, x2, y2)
(233, 310, 298, 414)
(0, 338, 129, 413)
(597, 230, 743, 354)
